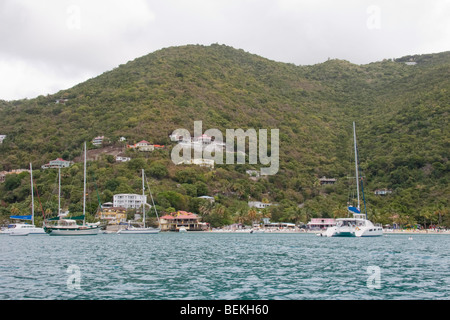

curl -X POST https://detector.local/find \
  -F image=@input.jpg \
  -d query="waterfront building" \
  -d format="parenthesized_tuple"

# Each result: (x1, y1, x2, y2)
(98, 206, 127, 224)
(307, 218, 336, 230)
(160, 211, 209, 232)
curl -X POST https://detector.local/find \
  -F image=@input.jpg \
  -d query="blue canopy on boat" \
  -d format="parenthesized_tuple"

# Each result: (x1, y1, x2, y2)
(10, 215, 32, 220)
(347, 206, 360, 214)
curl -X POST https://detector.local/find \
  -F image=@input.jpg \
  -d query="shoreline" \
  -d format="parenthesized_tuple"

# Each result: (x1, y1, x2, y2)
(204, 229, 450, 235)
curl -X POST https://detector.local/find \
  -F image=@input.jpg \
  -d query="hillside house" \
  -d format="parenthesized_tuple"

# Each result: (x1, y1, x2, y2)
(127, 140, 162, 152)
(198, 195, 215, 203)
(41, 158, 73, 169)
(374, 189, 393, 195)
(92, 136, 105, 146)
(55, 98, 69, 104)
(319, 176, 337, 185)
(0, 135, 6, 144)
(248, 201, 274, 209)
(169, 133, 191, 143)
(115, 154, 131, 162)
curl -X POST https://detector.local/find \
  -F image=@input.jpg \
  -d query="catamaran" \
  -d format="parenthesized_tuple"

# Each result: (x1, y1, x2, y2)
(1, 163, 46, 236)
(324, 122, 383, 237)
(117, 169, 161, 234)
(44, 142, 101, 236)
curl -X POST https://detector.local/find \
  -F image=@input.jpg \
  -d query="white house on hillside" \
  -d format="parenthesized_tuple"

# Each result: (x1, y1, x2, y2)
(41, 158, 73, 169)
(248, 201, 274, 209)
(0, 135, 6, 144)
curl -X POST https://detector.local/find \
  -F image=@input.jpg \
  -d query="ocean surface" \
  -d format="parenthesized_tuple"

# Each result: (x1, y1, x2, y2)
(0, 232, 449, 300)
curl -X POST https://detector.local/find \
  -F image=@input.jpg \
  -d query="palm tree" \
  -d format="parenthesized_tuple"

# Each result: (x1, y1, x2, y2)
(247, 208, 258, 225)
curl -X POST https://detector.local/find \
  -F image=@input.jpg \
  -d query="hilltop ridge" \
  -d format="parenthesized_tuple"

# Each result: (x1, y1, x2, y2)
(0, 44, 448, 227)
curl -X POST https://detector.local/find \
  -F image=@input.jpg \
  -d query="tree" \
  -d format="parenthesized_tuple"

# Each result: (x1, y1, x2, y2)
(148, 162, 169, 179)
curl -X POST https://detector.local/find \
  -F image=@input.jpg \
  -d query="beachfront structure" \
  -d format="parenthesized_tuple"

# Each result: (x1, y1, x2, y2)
(113, 194, 147, 210)
(0, 135, 6, 144)
(307, 218, 336, 230)
(92, 136, 105, 146)
(41, 158, 73, 169)
(98, 206, 127, 224)
(160, 211, 209, 232)
(263, 221, 296, 229)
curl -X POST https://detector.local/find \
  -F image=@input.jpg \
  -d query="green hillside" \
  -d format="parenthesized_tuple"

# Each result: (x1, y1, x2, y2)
(0, 44, 448, 228)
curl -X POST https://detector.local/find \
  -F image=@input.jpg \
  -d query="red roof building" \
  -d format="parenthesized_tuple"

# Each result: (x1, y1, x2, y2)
(160, 211, 209, 232)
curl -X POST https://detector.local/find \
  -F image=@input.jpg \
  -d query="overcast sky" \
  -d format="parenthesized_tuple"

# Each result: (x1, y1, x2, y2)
(0, 0, 449, 101)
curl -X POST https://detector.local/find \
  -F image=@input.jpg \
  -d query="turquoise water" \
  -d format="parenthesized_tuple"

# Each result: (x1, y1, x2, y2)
(0, 233, 449, 300)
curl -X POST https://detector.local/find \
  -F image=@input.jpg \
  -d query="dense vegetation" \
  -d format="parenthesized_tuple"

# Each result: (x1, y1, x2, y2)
(0, 44, 448, 228)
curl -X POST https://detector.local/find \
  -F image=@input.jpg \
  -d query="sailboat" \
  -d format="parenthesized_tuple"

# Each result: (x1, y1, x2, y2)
(324, 122, 383, 237)
(117, 169, 161, 234)
(44, 142, 100, 236)
(1, 163, 46, 235)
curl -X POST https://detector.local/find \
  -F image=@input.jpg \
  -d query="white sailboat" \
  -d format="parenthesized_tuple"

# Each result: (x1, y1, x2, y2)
(117, 169, 161, 234)
(44, 142, 100, 236)
(324, 122, 383, 237)
(1, 163, 46, 236)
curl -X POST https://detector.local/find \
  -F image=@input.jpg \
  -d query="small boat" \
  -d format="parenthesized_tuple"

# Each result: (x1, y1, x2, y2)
(1, 223, 45, 235)
(178, 227, 187, 233)
(324, 122, 383, 238)
(44, 143, 100, 236)
(2, 163, 46, 236)
(9, 231, 30, 236)
(117, 169, 161, 235)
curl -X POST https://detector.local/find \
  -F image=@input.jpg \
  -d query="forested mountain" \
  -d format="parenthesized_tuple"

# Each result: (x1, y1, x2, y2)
(0, 44, 448, 228)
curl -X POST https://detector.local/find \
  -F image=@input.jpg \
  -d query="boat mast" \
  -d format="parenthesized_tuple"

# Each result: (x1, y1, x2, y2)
(145, 174, 160, 228)
(83, 142, 87, 226)
(30, 163, 34, 225)
(142, 169, 145, 228)
(58, 167, 61, 217)
(353, 122, 360, 211)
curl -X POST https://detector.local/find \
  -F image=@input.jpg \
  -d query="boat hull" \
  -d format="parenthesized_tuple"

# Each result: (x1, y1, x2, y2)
(117, 228, 160, 234)
(1, 226, 46, 235)
(9, 231, 30, 236)
(45, 227, 100, 236)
